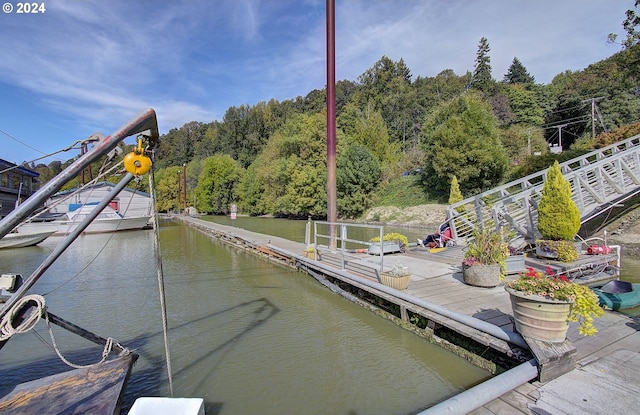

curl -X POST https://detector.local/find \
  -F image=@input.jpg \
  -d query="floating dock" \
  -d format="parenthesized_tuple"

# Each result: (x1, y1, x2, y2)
(173, 215, 640, 415)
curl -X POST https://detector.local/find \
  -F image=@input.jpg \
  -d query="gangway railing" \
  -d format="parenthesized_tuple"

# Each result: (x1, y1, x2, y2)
(447, 133, 640, 244)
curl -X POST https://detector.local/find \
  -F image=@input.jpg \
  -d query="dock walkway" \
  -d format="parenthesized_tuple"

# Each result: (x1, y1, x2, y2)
(175, 215, 640, 415)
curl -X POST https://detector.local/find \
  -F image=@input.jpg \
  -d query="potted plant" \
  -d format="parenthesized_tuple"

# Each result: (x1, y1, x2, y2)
(380, 263, 411, 290)
(536, 161, 581, 262)
(462, 226, 509, 287)
(505, 267, 604, 343)
(303, 245, 315, 259)
(505, 245, 527, 274)
(369, 232, 409, 255)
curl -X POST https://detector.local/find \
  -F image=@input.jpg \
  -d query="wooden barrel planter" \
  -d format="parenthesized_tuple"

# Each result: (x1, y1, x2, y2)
(380, 272, 411, 290)
(505, 287, 572, 343)
(462, 263, 501, 288)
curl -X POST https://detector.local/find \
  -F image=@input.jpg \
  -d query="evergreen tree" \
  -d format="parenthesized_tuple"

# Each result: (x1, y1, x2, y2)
(448, 175, 463, 204)
(472, 37, 493, 91)
(537, 161, 581, 240)
(504, 57, 535, 84)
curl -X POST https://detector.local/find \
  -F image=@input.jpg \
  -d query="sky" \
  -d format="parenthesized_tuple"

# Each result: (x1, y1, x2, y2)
(0, 0, 634, 165)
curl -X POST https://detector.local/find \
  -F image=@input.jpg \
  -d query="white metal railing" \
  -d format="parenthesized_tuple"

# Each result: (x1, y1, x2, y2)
(313, 221, 386, 272)
(447, 133, 640, 245)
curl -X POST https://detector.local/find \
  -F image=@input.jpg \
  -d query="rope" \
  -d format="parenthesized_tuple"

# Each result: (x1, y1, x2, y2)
(43, 312, 123, 369)
(149, 152, 175, 397)
(0, 294, 46, 341)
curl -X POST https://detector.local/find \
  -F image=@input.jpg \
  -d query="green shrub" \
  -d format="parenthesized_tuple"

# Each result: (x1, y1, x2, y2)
(537, 161, 581, 241)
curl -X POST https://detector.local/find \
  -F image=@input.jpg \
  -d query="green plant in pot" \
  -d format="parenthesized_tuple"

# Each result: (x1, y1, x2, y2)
(380, 263, 411, 290)
(462, 226, 509, 287)
(505, 266, 604, 342)
(369, 232, 409, 253)
(536, 161, 581, 262)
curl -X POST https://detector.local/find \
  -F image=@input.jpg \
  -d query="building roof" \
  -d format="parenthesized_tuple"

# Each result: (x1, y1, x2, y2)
(0, 159, 40, 177)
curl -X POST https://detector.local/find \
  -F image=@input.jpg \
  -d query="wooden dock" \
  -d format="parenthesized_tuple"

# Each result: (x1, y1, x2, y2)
(175, 215, 640, 415)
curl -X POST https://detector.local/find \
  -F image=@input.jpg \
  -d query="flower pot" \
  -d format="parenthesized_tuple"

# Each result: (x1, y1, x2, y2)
(462, 263, 501, 288)
(304, 251, 315, 259)
(505, 286, 572, 343)
(380, 272, 411, 290)
(535, 243, 558, 259)
(505, 255, 526, 274)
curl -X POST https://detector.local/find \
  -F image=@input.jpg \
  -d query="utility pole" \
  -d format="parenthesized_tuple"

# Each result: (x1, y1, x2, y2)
(326, 0, 337, 247)
(582, 97, 604, 139)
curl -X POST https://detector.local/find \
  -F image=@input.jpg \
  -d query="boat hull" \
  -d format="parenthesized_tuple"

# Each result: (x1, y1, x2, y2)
(0, 231, 54, 249)
(18, 216, 151, 236)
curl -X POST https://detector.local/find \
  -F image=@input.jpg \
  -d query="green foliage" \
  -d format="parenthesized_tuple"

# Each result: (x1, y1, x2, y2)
(505, 84, 545, 125)
(153, 166, 183, 212)
(499, 124, 547, 165)
(196, 154, 243, 214)
(370, 232, 409, 252)
(448, 175, 463, 204)
(507, 267, 604, 336)
(420, 93, 509, 196)
(372, 175, 434, 207)
(472, 37, 494, 91)
(503, 57, 535, 84)
(537, 161, 581, 240)
(337, 144, 381, 218)
(464, 227, 509, 267)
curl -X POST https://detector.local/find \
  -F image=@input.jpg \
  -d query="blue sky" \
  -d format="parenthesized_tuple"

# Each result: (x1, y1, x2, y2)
(0, 0, 633, 165)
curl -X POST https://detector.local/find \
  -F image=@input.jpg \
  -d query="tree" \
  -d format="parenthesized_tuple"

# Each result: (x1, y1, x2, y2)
(472, 37, 493, 91)
(448, 175, 463, 205)
(504, 57, 535, 84)
(337, 144, 381, 218)
(420, 93, 509, 196)
(196, 154, 243, 214)
(537, 161, 581, 241)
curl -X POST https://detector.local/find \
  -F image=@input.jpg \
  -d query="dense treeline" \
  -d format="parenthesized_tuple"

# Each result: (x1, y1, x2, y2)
(31, 9, 640, 219)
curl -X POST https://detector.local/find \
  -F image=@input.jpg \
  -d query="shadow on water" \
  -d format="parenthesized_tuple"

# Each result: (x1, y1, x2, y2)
(0, 297, 279, 415)
(124, 297, 279, 413)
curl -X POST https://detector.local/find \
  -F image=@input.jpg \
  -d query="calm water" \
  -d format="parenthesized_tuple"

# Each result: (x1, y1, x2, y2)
(0, 220, 489, 415)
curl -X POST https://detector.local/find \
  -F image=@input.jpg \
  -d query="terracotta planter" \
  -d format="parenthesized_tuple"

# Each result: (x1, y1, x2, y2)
(304, 251, 315, 259)
(506, 286, 572, 343)
(462, 263, 501, 287)
(380, 272, 411, 290)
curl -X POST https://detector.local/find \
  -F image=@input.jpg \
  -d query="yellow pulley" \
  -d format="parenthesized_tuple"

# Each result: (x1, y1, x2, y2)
(123, 138, 152, 176)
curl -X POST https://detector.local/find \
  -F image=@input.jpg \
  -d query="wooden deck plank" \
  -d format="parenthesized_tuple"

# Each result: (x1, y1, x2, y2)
(0, 354, 137, 415)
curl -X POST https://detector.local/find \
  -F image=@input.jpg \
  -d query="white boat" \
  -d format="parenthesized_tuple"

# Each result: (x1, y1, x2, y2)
(0, 231, 54, 249)
(18, 205, 151, 235)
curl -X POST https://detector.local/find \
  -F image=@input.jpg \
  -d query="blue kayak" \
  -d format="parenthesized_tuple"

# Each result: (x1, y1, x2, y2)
(592, 280, 640, 311)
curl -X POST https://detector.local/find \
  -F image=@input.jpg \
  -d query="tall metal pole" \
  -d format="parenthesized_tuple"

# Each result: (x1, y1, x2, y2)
(177, 170, 182, 214)
(183, 163, 187, 211)
(326, 0, 337, 247)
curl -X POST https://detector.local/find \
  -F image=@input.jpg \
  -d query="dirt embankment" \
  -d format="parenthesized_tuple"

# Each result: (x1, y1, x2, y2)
(364, 204, 640, 258)
(363, 204, 448, 230)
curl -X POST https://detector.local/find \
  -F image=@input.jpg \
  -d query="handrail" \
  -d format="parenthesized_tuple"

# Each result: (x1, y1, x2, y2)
(313, 221, 386, 272)
(447, 133, 640, 244)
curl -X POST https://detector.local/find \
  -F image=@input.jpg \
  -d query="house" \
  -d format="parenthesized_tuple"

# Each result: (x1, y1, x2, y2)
(0, 159, 40, 219)
(45, 181, 152, 217)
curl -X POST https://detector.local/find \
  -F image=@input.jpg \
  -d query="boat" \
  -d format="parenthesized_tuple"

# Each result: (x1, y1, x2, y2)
(0, 109, 201, 414)
(0, 231, 54, 249)
(592, 280, 640, 311)
(17, 205, 151, 236)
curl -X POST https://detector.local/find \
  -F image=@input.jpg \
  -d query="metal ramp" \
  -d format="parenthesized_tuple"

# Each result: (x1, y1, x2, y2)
(447, 133, 640, 244)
